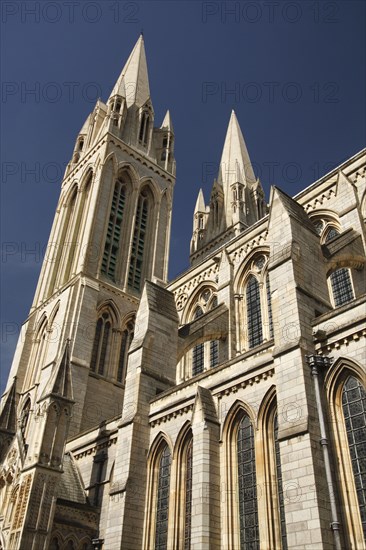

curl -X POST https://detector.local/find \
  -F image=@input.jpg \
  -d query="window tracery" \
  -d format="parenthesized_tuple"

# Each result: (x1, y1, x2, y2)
(237, 253, 273, 352)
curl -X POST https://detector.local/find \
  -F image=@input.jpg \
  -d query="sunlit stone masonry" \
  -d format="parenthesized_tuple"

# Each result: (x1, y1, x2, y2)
(0, 35, 365, 550)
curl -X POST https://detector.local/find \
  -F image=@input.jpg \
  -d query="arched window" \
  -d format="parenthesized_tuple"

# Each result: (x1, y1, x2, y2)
(139, 112, 150, 146)
(329, 268, 354, 307)
(155, 445, 172, 550)
(90, 312, 112, 376)
(237, 254, 272, 353)
(210, 340, 219, 368)
(63, 173, 92, 284)
(117, 320, 134, 383)
(20, 399, 31, 445)
(274, 414, 288, 550)
(184, 439, 193, 550)
(237, 413, 259, 549)
(102, 179, 127, 281)
(246, 275, 263, 349)
(128, 189, 150, 291)
(266, 274, 274, 339)
(341, 376, 366, 540)
(184, 291, 221, 378)
(310, 215, 341, 244)
(48, 186, 78, 296)
(192, 306, 204, 376)
(324, 226, 340, 243)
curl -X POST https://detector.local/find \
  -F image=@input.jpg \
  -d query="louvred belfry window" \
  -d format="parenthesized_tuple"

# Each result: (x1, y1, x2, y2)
(128, 190, 149, 291)
(101, 180, 126, 280)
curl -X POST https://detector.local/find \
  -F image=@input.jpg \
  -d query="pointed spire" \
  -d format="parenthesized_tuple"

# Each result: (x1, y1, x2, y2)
(0, 377, 17, 433)
(109, 35, 151, 108)
(218, 110, 255, 190)
(43, 340, 73, 401)
(194, 188, 205, 213)
(161, 110, 174, 133)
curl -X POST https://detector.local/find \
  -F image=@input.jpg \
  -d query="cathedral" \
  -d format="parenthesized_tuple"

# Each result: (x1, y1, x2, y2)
(0, 35, 365, 550)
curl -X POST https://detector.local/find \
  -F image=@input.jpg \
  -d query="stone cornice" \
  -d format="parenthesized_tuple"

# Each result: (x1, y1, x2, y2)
(73, 437, 117, 461)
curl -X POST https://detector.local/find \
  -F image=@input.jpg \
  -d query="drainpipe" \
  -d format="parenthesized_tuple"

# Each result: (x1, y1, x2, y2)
(306, 355, 342, 550)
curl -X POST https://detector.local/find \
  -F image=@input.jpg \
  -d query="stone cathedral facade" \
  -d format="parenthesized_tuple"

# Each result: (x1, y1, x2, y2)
(0, 36, 365, 550)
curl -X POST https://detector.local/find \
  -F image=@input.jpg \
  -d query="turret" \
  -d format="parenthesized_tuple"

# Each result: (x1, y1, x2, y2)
(191, 188, 208, 253)
(190, 110, 265, 263)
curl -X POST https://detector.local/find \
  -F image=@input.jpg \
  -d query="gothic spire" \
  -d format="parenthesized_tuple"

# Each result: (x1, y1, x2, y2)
(218, 110, 255, 191)
(194, 188, 206, 214)
(161, 110, 174, 133)
(109, 35, 151, 108)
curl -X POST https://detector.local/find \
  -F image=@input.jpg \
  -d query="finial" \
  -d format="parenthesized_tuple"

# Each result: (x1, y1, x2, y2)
(141, 29, 144, 36)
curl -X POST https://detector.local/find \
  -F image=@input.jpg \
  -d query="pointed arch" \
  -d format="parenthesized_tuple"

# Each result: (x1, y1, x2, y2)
(256, 386, 288, 549)
(101, 168, 133, 282)
(96, 299, 120, 327)
(139, 177, 161, 204)
(233, 246, 270, 293)
(26, 314, 49, 387)
(325, 357, 366, 547)
(116, 314, 135, 384)
(144, 432, 173, 550)
(234, 249, 272, 352)
(102, 152, 119, 179)
(90, 301, 119, 378)
(181, 282, 218, 325)
(79, 166, 94, 191)
(62, 182, 79, 208)
(62, 535, 78, 550)
(49, 301, 60, 327)
(171, 422, 193, 550)
(222, 399, 258, 549)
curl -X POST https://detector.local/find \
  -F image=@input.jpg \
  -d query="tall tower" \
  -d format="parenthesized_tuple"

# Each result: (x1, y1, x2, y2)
(0, 36, 175, 549)
(190, 110, 266, 263)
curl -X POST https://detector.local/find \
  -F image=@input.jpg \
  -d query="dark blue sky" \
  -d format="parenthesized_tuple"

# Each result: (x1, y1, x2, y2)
(1, 0, 365, 393)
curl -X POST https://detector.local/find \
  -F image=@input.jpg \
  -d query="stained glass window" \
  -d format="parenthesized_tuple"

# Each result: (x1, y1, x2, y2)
(266, 275, 274, 339)
(210, 340, 219, 368)
(246, 276, 263, 348)
(237, 414, 259, 549)
(342, 376, 366, 541)
(329, 269, 354, 307)
(184, 440, 193, 550)
(101, 181, 126, 280)
(155, 446, 171, 550)
(324, 226, 340, 243)
(192, 343, 204, 376)
(274, 414, 288, 549)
